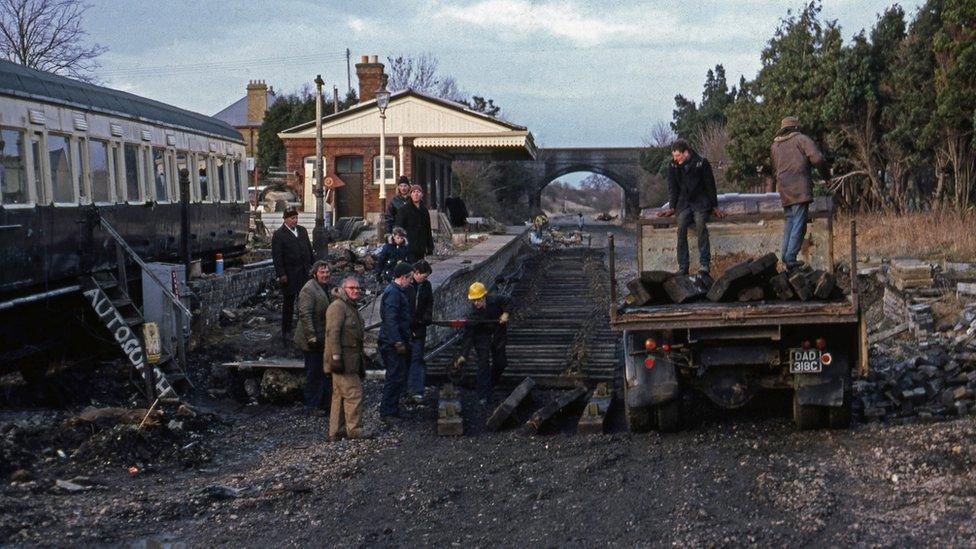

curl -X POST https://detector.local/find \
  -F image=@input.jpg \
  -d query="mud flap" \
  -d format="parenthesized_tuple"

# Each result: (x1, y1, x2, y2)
(626, 354, 679, 409)
(794, 352, 849, 407)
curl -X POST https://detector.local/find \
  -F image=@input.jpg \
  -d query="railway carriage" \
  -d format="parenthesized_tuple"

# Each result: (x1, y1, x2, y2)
(0, 60, 248, 374)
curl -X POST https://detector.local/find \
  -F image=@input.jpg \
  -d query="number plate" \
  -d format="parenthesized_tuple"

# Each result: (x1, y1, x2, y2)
(789, 348, 822, 374)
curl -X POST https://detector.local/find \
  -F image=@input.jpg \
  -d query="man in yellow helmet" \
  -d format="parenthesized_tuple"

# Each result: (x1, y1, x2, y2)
(454, 281, 511, 406)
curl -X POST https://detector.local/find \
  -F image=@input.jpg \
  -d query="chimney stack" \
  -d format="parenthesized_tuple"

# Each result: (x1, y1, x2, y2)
(246, 80, 269, 124)
(355, 54, 385, 104)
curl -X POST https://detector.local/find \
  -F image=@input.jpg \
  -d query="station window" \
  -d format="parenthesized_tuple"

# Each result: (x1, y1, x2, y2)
(215, 156, 227, 201)
(123, 143, 140, 202)
(197, 154, 210, 202)
(372, 155, 395, 183)
(152, 147, 168, 202)
(89, 139, 112, 203)
(0, 128, 30, 205)
(47, 133, 74, 204)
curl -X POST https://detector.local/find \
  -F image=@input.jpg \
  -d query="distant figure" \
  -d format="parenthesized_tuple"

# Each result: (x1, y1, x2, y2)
(294, 260, 333, 414)
(374, 227, 412, 283)
(395, 184, 435, 260)
(405, 260, 434, 404)
(577, 211, 584, 232)
(325, 276, 371, 440)
(378, 261, 415, 421)
(770, 116, 828, 271)
(272, 207, 313, 342)
(384, 176, 412, 234)
(445, 193, 469, 228)
(658, 139, 724, 276)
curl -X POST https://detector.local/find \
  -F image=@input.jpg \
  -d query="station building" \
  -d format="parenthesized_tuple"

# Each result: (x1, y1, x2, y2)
(278, 55, 536, 223)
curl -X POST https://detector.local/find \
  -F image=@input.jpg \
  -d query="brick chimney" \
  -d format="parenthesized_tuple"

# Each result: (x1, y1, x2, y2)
(355, 55, 385, 104)
(246, 80, 269, 124)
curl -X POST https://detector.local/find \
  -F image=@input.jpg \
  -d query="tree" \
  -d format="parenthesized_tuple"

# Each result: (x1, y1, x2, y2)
(0, 0, 105, 82)
(671, 65, 736, 141)
(387, 52, 502, 116)
(256, 88, 358, 172)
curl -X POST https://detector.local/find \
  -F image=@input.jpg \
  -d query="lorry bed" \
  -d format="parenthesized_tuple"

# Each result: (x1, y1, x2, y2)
(612, 296, 857, 330)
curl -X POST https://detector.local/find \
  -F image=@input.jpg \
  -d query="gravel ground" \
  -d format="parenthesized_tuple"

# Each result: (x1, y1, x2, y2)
(2, 222, 975, 546)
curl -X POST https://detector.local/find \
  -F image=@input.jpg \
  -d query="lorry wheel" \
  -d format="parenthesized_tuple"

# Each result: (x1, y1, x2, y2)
(625, 403, 653, 433)
(792, 393, 826, 430)
(828, 391, 852, 429)
(654, 398, 682, 433)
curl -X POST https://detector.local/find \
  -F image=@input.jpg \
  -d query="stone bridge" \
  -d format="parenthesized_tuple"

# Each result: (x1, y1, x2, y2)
(519, 147, 646, 218)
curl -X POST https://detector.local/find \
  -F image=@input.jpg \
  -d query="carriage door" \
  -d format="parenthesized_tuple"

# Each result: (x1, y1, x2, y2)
(334, 155, 363, 219)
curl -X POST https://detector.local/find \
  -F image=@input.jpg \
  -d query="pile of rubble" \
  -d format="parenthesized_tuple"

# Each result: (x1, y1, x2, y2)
(623, 252, 842, 306)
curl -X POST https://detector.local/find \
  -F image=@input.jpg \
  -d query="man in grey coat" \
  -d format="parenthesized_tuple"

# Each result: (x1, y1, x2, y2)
(770, 116, 827, 270)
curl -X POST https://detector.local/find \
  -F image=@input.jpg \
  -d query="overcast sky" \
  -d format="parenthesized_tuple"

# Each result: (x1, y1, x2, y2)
(87, 0, 922, 148)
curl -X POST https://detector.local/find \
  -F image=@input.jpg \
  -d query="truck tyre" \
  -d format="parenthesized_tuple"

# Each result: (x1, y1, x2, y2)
(792, 393, 826, 430)
(625, 402, 653, 433)
(654, 398, 682, 433)
(827, 390, 852, 429)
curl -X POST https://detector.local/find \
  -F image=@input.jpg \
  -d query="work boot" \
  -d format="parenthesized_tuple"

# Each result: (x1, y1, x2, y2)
(328, 431, 346, 442)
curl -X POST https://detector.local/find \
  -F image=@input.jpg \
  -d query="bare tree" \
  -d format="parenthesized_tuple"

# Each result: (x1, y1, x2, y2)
(0, 0, 105, 82)
(386, 53, 441, 95)
(645, 121, 676, 148)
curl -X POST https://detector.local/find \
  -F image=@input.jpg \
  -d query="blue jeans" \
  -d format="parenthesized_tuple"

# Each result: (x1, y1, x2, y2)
(302, 349, 331, 410)
(380, 346, 409, 417)
(408, 338, 426, 396)
(782, 202, 809, 268)
(676, 209, 711, 273)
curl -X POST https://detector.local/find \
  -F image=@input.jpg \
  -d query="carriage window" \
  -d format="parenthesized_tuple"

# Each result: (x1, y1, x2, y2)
(31, 134, 44, 203)
(123, 143, 140, 201)
(152, 147, 168, 202)
(89, 140, 111, 203)
(142, 148, 153, 201)
(234, 160, 245, 202)
(47, 133, 74, 204)
(197, 154, 210, 201)
(111, 145, 124, 202)
(76, 139, 88, 204)
(215, 157, 227, 201)
(0, 128, 29, 205)
(176, 152, 190, 201)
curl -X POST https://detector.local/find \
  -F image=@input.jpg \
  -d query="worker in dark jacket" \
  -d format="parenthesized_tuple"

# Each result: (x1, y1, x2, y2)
(293, 260, 333, 414)
(384, 176, 412, 234)
(271, 207, 314, 342)
(454, 282, 511, 406)
(658, 139, 724, 276)
(405, 260, 434, 403)
(374, 227, 412, 283)
(445, 192, 468, 227)
(378, 262, 415, 420)
(770, 116, 828, 270)
(395, 184, 435, 260)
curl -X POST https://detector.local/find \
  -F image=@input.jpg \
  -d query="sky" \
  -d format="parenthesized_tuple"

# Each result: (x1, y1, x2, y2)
(85, 0, 923, 150)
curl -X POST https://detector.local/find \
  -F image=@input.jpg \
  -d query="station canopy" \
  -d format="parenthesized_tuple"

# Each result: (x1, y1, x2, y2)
(279, 89, 537, 160)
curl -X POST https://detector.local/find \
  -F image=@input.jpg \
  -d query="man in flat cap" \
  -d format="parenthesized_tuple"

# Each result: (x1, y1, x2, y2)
(770, 116, 827, 271)
(272, 207, 314, 343)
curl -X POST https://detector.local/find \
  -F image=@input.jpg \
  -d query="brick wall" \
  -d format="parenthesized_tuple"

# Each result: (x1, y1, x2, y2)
(189, 265, 277, 336)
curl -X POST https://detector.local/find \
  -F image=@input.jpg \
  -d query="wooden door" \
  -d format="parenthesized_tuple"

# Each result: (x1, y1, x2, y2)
(334, 155, 364, 219)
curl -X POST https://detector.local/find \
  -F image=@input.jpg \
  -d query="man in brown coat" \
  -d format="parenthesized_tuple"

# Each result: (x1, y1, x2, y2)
(294, 260, 333, 414)
(770, 116, 827, 270)
(324, 276, 370, 440)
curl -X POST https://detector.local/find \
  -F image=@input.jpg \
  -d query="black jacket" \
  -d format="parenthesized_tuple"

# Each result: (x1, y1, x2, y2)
(667, 153, 718, 213)
(374, 240, 412, 282)
(405, 279, 433, 340)
(445, 196, 468, 227)
(395, 200, 435, 260)
(459, 294, 511, 356)
(271, 224, 314, 295)
(385, 194, 410, 233)
(378, 282, 412, 349)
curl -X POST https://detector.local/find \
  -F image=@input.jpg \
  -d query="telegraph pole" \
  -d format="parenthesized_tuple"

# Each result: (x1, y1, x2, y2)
(312, 74, 328, 260)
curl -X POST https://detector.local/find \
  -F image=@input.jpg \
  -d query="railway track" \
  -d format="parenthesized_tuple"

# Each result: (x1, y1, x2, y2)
(427, 248, 620, 388)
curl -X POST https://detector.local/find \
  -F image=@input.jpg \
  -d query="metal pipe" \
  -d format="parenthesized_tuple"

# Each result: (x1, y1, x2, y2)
(312, 74, 328, 260)
(243, 258, 274, 269)
(0, 284, 81, 311)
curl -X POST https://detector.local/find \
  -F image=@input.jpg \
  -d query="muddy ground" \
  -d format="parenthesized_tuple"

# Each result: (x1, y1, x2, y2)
(2, 223, 975, 547)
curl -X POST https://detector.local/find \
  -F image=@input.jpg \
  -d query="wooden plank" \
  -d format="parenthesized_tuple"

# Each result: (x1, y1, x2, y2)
(737, 286, 765, 302)
(811, 270, 836, 300)
(867, 323, 908, 345)
(577, 383, 613, 435)
(770, 272, 795, 300)
(958, 282, 976, 298)
(663, 274, 710, 303)
(640, 270, 673, 285)
(437, 384, 463, 436)
(626, 278, 654, 306)
(748, 253, 779, 277)
(788, 271, 813, 301)
(707, 262, 753, 302)
(485, 377, 536, 432)
(522, 386, 588, 435)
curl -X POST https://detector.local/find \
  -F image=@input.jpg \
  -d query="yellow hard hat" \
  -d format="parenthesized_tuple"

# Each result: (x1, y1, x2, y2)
(467, 282, 487, 300)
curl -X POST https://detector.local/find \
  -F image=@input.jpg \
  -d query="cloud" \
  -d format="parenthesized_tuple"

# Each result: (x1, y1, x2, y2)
(347, 16, 369, 33)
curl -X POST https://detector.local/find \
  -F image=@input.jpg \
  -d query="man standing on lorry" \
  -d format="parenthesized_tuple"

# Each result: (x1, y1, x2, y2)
(770, 116, 827, 271)
(658, 139, 723, 276)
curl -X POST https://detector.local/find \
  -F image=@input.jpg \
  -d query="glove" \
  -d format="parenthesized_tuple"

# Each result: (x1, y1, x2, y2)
(499, 312, 510, 325)
(330, 354, 344, 373)
(394, 341, 408, 355)
(307, 336, 318, 347)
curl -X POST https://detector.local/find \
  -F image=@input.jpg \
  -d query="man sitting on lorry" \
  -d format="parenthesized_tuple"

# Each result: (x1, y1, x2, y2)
(658, 139, 724, 276)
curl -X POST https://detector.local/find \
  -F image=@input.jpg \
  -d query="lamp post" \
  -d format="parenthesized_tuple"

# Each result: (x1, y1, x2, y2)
(312, 74, 328, 260)
(375, 75, 391, 240)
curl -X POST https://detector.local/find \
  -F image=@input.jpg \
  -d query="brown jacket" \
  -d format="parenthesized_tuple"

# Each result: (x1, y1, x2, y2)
(770, 131, 827, 207)
(323, 289, 365, 376)
(293, 279, 332, 351)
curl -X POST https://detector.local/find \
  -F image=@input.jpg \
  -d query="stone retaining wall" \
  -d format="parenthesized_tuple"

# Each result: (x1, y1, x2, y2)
(189, 265, 277, 335)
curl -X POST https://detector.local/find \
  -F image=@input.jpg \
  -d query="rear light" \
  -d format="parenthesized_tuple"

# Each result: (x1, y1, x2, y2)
(801, 340, 811, 350)
(450, 320, 466, 328)
(661, 343, 671, 352)
(815, 337, 827, 350)
(644, 338, 657, 351)
(821, 353, 832, 365)
(644, 357, 655, 369)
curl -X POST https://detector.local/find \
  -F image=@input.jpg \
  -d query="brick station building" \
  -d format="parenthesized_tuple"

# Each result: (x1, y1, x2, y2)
(278, 55, 536, 223)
